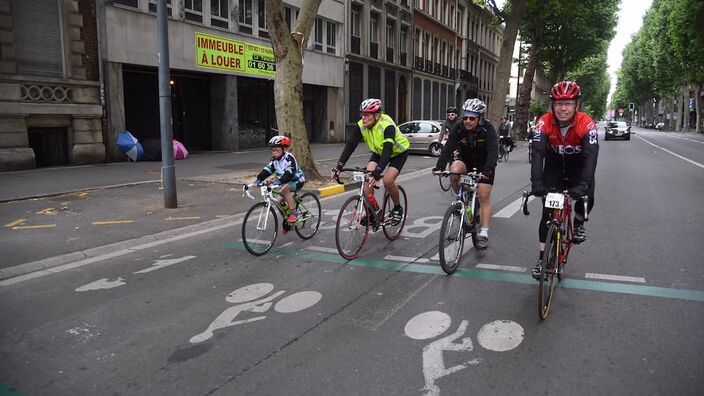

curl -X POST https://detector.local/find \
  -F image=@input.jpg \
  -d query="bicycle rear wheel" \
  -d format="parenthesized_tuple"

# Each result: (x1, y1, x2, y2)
(294, 192, 321, 240)
(438, 203, 465, 274)
(539, 224, 560, 319)
(335, 196, 370, 260)
(242, 202, 278, 256)
(382, 185, 408, 240)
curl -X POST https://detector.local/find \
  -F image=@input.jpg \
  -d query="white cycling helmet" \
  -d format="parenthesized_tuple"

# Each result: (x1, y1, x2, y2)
(462, 98, 487, 115)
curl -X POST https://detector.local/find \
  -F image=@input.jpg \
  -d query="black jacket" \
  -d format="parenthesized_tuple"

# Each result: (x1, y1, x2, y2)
(435, 118, 498, 174)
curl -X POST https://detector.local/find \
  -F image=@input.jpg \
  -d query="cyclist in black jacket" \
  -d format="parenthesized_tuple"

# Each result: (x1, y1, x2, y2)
(432, 98, 498, 249)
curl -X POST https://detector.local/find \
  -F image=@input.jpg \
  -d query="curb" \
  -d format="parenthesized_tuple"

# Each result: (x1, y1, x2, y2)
(309, 181, 361, 198)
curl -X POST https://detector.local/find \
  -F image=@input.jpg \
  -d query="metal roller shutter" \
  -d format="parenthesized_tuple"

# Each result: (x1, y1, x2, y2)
(12, 0, 64, 78)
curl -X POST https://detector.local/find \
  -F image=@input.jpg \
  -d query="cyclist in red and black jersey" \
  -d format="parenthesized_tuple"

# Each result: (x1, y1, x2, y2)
(530, 81, 599, 280)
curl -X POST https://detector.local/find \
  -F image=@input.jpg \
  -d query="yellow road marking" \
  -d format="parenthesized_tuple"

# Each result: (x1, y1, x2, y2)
(91, 220, 134, 225)
(36, 208, 56, 215)
(165, 216, 201, 221)
(12, 224, 56, 229)
(4, 219, 27, 228)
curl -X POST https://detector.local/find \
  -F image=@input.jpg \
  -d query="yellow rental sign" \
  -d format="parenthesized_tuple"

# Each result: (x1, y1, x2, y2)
(195, 32, 276, 77)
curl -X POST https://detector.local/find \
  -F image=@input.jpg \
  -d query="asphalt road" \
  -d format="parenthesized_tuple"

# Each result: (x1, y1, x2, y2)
(1, 127, 703, 395)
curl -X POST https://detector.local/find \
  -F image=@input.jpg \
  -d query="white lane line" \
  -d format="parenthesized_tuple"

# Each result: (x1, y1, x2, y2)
(384, 255, 431, 263)
(637, 135, 704, 170)
(305, 246, 339, 254)
(494, 196, 535, 218)
(476, 263, 526, 272)
(280, 241, 294, 248)
(585, 273, 646, 283)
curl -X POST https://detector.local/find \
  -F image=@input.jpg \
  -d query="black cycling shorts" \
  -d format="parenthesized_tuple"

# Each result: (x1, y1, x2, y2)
(453, 159, 494, 185)
(369, 151, 409, 173)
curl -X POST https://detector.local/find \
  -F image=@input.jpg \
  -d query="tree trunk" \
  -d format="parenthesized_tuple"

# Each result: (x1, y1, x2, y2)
(487, 0, 528, 126)
(513, 41, 540, 139)
(266, 0, 322, 180)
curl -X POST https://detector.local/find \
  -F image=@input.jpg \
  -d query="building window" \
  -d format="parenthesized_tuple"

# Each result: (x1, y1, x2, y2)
(423, 32, 430, 59)
(440, 41, 446, 66)
(413, 77, 422, 119)
(258, 0, 268, 38)
(13, 0, 64, 78)
(314, 18, 323, 51)
(368, 66, 381, 99)
(148, 0, 172, 16)
(239, 0, 253, 34)
(115, 0, 138, 7)
(386, 21, 395, 49)
(285, 6, 298, 30)
(400, 26, 407, 53)
(184, 0, 203, 23)
(351, 7, 361, 37)
(349, 62, 364, 123)
(211, 0, 229, 28)
(449, 4, 454, 29)
(370, 14, 379, 43)
(326, 21, 337, 54)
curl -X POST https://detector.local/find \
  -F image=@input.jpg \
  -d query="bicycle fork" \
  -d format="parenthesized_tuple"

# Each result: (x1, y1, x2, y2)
(257, 201, 273, 231)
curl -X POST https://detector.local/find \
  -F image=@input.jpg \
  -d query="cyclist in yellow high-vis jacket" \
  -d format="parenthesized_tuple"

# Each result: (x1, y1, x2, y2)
(333, 98, 410, 223)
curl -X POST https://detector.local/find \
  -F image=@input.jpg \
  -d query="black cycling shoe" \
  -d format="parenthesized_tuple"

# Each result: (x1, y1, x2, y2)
(532, 260, 543, 281)
(573, 224, 586, 244)
(391, 206, 403, 225)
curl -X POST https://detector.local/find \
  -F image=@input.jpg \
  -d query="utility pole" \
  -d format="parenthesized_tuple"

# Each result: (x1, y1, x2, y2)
(157, 0, 177, 208)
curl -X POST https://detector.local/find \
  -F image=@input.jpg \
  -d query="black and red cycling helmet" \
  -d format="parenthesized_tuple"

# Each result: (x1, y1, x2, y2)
(550, 81, 581, 100)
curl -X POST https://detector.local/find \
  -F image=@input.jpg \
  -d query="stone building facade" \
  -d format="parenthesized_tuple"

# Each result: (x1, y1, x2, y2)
(0, 0, 103, 171)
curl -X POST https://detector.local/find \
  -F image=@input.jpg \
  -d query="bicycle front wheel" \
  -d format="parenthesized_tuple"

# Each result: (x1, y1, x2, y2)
(382, 185, 408, 240)
(438, 203, 465, 274)
(294, 192, 321, 240)
(335, 196, 370, 260)
(439, 174, 451, 191)
(539, 224, 560, 319)
(242, 202, 278, 256)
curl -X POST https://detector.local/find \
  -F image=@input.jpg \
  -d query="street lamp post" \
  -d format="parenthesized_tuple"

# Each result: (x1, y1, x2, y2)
(157, 0, 177, 208)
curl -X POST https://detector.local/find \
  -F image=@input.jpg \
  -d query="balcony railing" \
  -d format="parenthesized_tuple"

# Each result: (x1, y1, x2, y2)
(459, 70, 469, 81)
(434, 62, 441, 75)
(415, 56, 424, 71)
(425, 60, 433, 71)
(400, 52, 407, 67)
(442, 65, 449, 77)
(370, 42, 378, 59)
(449, 68, 456, 79)
(386, 47, 394, 63)
(351, 36, 360, 54)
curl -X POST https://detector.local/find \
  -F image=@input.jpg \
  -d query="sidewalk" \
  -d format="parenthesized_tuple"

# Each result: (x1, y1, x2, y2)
(0, 144, 435, 281)
(0, 144, 357, 277)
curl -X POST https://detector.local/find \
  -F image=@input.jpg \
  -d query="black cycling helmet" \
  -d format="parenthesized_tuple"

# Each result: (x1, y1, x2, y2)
(446, 106, 458, 115)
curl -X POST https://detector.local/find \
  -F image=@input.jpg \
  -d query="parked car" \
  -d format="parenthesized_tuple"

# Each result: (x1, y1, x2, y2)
(655, 122, 665, 131)
(604, 121, 630, 140)
(398, 120, 446, 157)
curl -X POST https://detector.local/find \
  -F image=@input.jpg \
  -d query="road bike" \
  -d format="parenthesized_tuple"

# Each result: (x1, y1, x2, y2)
(241, 183, 321, 256)
(522, 189, 588, 319)
(333, 168, 408, 260)
(437, 171, 481, 274)
(497, 137, 511, 163)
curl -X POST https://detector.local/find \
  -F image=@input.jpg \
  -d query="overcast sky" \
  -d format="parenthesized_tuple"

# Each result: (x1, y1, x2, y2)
(493, 0, 652, 102)
(607, 0, 653, 102)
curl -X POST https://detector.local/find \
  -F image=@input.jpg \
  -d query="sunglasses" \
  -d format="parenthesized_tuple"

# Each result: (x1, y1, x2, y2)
(462, 116, 479, 121)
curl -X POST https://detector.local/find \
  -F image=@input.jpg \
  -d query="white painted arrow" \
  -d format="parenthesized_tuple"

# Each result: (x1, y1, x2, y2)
(133, 255, 196, 274)
(75, 277, 126, 292)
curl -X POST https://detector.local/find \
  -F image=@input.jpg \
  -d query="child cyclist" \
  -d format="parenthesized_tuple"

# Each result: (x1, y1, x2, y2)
(253, 135, 306, 233)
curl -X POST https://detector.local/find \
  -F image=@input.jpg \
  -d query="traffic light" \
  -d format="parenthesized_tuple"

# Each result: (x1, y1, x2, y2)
(629, 103, 635, 112)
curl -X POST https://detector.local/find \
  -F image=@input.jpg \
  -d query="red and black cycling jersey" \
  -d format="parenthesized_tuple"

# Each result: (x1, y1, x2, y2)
(530, 111, 599, 186)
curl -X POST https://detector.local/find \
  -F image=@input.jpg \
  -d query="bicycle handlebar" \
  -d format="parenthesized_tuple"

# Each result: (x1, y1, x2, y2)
(331, 167, 380, 188)
(521, 189, 589, 221)
(242, 183, 282, 199)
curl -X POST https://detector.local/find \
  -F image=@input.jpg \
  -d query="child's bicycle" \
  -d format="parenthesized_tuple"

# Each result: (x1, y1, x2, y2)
(522, 188, 588, 320)
(241, 183, 321, 256)
(437, 170, 481, 274)
(332, 167, 408, 260)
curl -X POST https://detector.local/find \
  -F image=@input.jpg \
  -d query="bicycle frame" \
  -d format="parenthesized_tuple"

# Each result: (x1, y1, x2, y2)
(243, 184, 289, 230)
(336, 168, 386, 228)
(443, 170, 479, 228)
